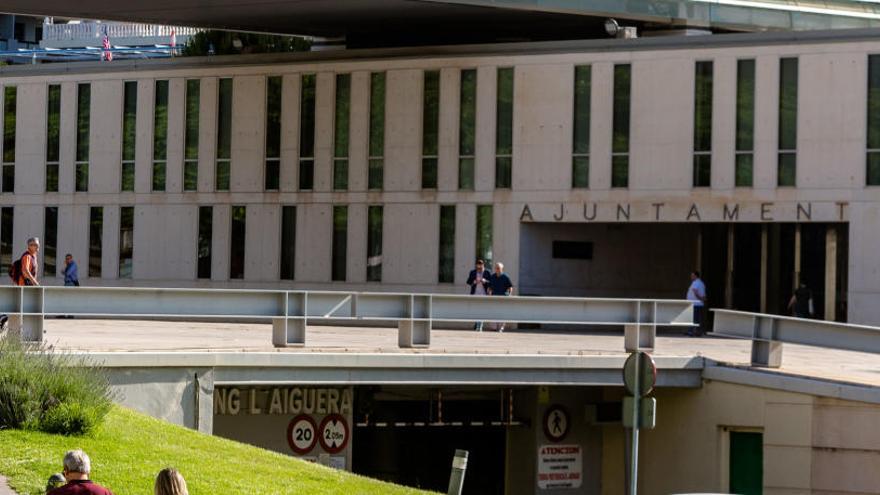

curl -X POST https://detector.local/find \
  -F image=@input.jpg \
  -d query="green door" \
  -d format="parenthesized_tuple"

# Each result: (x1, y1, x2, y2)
(730, 431, 763, 495)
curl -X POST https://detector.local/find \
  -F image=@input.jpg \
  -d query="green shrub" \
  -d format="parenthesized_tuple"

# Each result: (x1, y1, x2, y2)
(0, 333, 113, 435)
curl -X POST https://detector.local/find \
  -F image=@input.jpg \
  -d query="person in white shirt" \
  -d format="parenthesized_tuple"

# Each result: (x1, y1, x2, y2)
(686, 271, 707, 336)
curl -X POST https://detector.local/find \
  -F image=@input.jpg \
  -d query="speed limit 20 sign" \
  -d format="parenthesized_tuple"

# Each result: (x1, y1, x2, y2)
(287, 415, 318, 455)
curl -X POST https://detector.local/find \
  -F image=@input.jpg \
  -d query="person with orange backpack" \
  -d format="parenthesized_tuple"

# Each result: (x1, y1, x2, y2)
(9, 237, 40, 286)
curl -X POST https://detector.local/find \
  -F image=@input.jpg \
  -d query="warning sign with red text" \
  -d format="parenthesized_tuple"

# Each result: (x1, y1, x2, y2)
(537, 444, 582, 489)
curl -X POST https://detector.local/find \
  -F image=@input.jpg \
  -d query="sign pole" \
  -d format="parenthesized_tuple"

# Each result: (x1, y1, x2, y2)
(629, 354, 640, 495)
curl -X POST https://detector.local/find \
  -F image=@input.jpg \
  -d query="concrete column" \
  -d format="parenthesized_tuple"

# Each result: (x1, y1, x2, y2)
(437, 68, 460, 192)
(725, 225, 734, 308)
(198, 77, 218, 192)
(589, 62, 613, 191)
(166, 78, 185, 193)
(455, 203, 477, 286)
(14, 83, 47, 195)
(211, 204, 230, 282)
(231, 76, 265, 193)
(245, 204, 279, 281)
(313, 72, 334, 192)
(385, 69, 422, 192)
(348, 71, 369, 192)
(760, 224, 768, 313)
(825, 226, 837, 321)
(347, 204, 367, 283)
(134, 79, 155, 194)
(90, 80, 123, 194)
(474, 65, 496, 192)
(753, 55, 780, 190)
(102, 206, 120, 280)
(711, 56, 737, 190)
(794, 224, 801, 289)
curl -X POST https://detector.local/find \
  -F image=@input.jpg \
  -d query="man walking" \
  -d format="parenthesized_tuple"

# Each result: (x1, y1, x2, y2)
(466, 259, 491, 331)
(488, 262, 514, 332)
(63, 254, 80, 287)
(788, 283, 814, 318)
(14, 237, 40, 286)
(686, 271, 707, 336)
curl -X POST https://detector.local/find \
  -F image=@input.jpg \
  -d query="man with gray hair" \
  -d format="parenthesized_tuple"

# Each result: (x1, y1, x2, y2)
(48, 450, 114, 495)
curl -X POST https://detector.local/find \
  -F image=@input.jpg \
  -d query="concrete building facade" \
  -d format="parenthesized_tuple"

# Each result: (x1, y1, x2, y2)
(0, 30, 878, 323)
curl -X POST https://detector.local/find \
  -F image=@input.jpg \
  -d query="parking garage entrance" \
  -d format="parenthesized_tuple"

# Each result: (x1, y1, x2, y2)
(519, 222, 848, 322)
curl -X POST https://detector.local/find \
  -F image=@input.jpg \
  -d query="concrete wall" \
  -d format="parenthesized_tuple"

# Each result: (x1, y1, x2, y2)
(600, 380, 880, 495)
(0, 39, 878, 322)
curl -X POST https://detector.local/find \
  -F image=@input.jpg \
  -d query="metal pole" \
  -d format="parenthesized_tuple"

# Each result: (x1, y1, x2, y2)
(447, 449, 468, 495)
(629, 356, 640, 495)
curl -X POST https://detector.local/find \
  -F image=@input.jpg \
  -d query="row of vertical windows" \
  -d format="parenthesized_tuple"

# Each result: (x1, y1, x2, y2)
(45, 60, 876, 193)
(1, 203, 487, 284)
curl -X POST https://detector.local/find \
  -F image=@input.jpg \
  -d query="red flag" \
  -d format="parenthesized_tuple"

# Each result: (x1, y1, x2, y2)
(102, 33, 113, 61)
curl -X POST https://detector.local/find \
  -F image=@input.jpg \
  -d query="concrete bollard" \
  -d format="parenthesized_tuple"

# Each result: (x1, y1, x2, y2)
(446, 449, 468, 495)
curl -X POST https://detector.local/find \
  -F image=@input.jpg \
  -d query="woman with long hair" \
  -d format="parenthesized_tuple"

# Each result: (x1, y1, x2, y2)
(154, 468, 188, 495)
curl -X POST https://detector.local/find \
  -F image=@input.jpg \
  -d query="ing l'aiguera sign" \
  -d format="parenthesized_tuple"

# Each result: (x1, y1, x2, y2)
(519, 201, 849, 223)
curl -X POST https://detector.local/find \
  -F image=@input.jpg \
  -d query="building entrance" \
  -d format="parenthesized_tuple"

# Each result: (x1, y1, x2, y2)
(352, 387, 515, 494)
(519, 222, 849, 322)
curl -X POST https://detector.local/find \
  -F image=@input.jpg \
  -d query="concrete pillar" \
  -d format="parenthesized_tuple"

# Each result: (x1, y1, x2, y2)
(725, 225, 734, 308)
(760, 224, 768, 313)
(825, 226, 837, 321)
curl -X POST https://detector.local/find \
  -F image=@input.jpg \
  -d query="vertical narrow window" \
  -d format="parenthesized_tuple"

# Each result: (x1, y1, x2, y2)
(121, 81, 137, 191)
(368, 72, 385, 190)
(88, 207, 102, 278)
(572, 65, 591, 188)
(118, 206, 134, 279)
(265, 75, 282, 191)
(778, 57, 798, 187)
(280, 205, 296, 280)
(476, 205, 493, 267)
(333, 74, 350, 191)
(693, 61, 713, 188)
(152, 80, 169, 192)
(216, 78, 232, 191)
(867, 55, 880, 186)
(230, 205, 246, 279)
(422, 70, 440, 189)
(612, 64, 631, 188)
(0, 207, 12, 272)
(184, 79, 200, 191)
(46, 84, 61, 192)
(197, 206, 212, 279)
(75, 83, 90, 192)
(438, 205, 455, 283)
(331, 205, 347, 281)
(736, 59, 756, 187)
(367, 205, 382, 282)
(2, 86, 15, 193)
(299, 74, 316, 190)
(495, 67, 513, 189)
(459, 69, 476, 190)
(44, 207, 58, 277)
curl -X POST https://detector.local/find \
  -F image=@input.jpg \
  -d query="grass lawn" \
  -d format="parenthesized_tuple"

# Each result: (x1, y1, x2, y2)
(0, 406, 436, 495)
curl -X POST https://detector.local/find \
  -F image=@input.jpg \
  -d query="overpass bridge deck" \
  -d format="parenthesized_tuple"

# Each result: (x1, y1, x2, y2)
(43, 319, 880, 390)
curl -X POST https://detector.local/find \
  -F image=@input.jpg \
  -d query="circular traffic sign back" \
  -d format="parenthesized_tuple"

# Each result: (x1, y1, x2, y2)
(623, 351, 657, 397)
(287, 414, 318, 455)
(318, 414, 350, 454)
(542, 405, 569, 442)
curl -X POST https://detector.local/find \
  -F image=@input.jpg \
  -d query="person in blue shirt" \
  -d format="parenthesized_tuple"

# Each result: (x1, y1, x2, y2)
(63, 254, 80, 287)
(487, 261, 514, 332)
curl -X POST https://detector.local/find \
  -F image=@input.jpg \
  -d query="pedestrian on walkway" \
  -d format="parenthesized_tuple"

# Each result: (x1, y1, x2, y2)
(788, 283, 814, 318)
(154, 468, 188, 495)
(13, 237, 40, 286)
(487, 262, 514, 332)
(466, 259, 491, 331)
(686, 271, 707, 336)
(48, 450, 114, 495)
(63, 254, 80, 287)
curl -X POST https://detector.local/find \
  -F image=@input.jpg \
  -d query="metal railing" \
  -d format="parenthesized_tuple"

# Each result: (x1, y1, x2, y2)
(712, 309, 880, 367)
(0, 286, 694, 349)
(42, 22, 200, 42)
